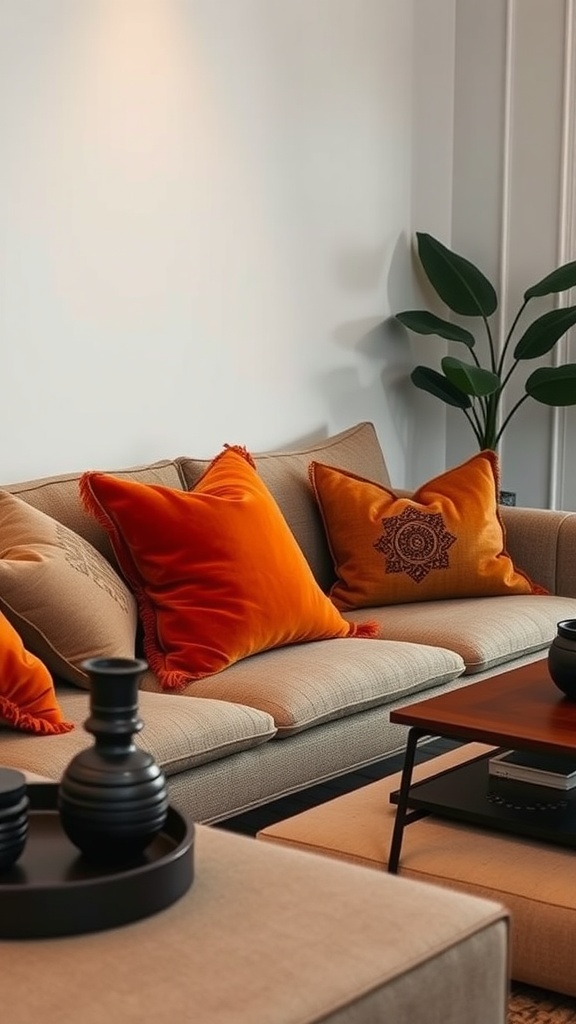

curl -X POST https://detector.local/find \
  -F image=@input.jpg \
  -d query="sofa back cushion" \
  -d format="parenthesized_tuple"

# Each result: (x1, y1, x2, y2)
(177, 422, 390, 591)
(3, 459, 185, 566)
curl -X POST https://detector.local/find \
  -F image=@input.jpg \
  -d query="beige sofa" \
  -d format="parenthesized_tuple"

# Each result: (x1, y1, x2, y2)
(1, 421, 576, 826)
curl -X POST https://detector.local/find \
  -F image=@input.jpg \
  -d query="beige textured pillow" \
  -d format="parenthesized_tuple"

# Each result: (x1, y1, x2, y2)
(0, 490, 138, 688)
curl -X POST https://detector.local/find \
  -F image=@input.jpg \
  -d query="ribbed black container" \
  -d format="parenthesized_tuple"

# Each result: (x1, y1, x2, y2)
(0, 767, 29, 871)
(58, 657, 169, 864)
(548, 620, 576, 699)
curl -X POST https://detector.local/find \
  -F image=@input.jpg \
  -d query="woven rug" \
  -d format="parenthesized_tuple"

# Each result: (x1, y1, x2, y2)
(509, 983, 576, 1022)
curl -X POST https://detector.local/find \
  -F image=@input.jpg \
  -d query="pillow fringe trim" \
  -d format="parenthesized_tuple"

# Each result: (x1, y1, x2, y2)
(0, 695, 74, 735)
(222, 444, 256, 469)
(349, 621, 380, 639)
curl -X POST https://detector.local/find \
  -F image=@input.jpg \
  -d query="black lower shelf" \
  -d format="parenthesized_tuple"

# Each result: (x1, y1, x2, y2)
(391, 751, 576, 848)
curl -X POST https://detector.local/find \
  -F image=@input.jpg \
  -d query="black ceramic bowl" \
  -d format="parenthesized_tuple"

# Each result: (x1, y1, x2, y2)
(548, 619, 576, 699)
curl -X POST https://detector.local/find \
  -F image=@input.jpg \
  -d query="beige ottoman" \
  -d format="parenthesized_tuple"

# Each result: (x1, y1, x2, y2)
(258, 743, 576, 997)
(2, 823, 507, 1024)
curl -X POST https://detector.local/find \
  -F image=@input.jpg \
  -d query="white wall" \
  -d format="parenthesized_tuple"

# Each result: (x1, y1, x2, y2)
(444, 0, 575, 507)
(0, 0, 455, 486)
(4, 0, 572, 506)
(403, 0, 455, 487)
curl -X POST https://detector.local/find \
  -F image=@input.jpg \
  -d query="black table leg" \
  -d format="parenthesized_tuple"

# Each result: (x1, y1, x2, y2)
(387, 727, 427, 874)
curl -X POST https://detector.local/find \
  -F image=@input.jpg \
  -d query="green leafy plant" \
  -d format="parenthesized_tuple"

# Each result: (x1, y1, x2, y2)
(395, 232, 576, 450)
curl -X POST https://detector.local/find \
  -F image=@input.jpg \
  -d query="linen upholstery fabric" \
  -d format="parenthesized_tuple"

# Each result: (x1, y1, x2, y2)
(153, 654, 544, 822)
(143, 637, 465, 735)
(0, 610, 73, 735)
(310, 450, 543, 610)
(5, 458, 185, 566)
(80, 446, 374, 690)
(2, 825, 509, 1024)
(0, 686, 276, 779)
(177, 421, 391, 591)
(343, 593, 576, 673)
(0, 490, 138, 689)
(499, 505, 576, 595)
(257, 743, 572, 998)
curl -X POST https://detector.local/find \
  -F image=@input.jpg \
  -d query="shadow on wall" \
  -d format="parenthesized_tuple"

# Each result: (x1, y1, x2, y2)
(320, 258, 426, 485)
(312, 362, 406, 485)
(289, 232, 447, 486)
(383, 232, 449, 487)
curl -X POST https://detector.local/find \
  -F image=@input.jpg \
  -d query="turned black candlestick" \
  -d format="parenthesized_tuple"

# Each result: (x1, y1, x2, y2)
(58, 657, 169, 864)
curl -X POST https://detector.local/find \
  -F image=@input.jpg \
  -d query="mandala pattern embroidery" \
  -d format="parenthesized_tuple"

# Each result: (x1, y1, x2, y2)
(374, 507, 456, 583)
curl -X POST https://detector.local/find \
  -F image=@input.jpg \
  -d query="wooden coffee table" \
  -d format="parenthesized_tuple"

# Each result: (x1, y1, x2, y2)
(388, 659, 576, 872)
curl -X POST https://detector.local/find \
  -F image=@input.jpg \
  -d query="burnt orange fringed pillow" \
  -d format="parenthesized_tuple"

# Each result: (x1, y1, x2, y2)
(80, 446, 377, 689)
(309, 450, 546, 611)
(0, 611, 74, 735)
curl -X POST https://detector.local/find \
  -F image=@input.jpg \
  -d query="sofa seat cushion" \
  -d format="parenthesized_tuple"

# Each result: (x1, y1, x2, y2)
(0, 687, 276, 780)
(147, 639, 465, 736)
(343, 593, 576, 674)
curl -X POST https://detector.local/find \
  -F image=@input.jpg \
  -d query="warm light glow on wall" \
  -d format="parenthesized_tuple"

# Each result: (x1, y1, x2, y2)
(70, 1, 201, 177)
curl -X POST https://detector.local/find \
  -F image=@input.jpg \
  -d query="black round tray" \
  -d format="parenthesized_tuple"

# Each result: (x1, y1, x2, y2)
(0, 784, 194, 939)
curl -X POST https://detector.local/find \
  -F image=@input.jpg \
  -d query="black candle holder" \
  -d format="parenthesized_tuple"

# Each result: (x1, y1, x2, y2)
(58, 657, 169, 864)
(0, 768, 29, 871)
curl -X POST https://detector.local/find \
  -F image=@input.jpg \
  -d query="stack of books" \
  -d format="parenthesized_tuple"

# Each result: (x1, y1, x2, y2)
(489, 749, 576, 790)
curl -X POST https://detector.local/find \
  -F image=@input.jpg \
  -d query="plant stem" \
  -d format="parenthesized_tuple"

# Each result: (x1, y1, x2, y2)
(469, 347, 482, 370)
(481, 393, 499, 449)
(494, 393, 530, 447)
(464, 408, 484, 448)
(482, 315, 497, 373)
(470, 401, 485, 437)
(496, 299, 529, 377)
(499, 360, 519, 391)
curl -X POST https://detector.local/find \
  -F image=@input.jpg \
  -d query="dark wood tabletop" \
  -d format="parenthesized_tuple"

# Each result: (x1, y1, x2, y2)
(390, 659, 576, 757)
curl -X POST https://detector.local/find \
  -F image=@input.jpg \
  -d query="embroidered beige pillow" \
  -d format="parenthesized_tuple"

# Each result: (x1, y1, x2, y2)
(0, 490, 138, 688)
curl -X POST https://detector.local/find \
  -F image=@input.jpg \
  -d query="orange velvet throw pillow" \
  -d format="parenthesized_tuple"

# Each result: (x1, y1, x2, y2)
(309, 450, 546, 611)
(80, 447, 376, 689)
(0, 611, 74, 735)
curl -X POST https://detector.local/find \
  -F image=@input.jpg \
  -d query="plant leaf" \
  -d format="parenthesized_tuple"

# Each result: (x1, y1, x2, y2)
(441, 356, 500, 397)
(411, 366, 472, 408)
(525, 364, 576, 405)
(513, 306, 576, 359)
(396, 311, 475, 347)
(524, 261, 576, 300)
(416, 232, 498, 318)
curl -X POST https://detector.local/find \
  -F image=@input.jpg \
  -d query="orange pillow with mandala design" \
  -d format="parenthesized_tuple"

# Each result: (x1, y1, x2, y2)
(80, 446, 376, 690)
(0, 611, 74, 735)
(309, 450, 546, 610)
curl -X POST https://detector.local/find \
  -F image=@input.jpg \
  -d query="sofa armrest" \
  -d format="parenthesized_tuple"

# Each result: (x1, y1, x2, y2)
(499, 506, 576, 597)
